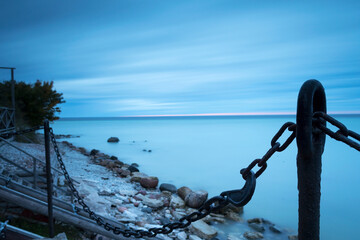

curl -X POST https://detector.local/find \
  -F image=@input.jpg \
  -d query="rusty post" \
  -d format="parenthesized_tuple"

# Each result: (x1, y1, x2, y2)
(44, 119, 54, 237)
(296, 80, 326, 240)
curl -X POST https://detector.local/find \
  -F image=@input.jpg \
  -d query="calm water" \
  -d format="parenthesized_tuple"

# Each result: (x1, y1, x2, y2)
(52, 116, 360, 240)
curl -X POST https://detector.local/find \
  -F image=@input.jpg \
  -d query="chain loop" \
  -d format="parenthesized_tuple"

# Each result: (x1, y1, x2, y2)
(242, 122, 296, 179)
(313, 112, 360, 151)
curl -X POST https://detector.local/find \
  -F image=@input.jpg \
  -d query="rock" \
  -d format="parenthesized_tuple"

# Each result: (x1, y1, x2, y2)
(269, 225, 282, 233)
(116, 168, 131, 177)
(107, 137, 119, 143)
(142, 207, 152, 213)
(159, 217, 171, 225)
(133, 202, 140, 207)
(225, 211, 243, 222)
(172, 209, 186, 220)
(206, 213, 226, 223)
(148, 150, 152, 152)
(128, 165, 139, 173)
(142, 196, 164, 208)
(122, 210, 138, 221)
(247, 218, 263, 224)
(227, 234, 241, 240)
(90, 149, 99, 156)
(118, 207, 127, 213)
(175, 231, 187, 240)
(110, 155, 118, 160)
(131, 172, 148, 182)
(137, 190, 147, 195)
(170, 195, 186, 208)
(220, 204, 244, 214)
(98, 190, 115, 196)
(185, 190, 208, 208)
(248, 223, 265, 232)
(189, 235, 202, 240)
(177, 186, 192, 200)
(288, 235, 298, 240)
(78, 147, 87, 154)
(190, 220, 217, 239)
(160, 183, 177, 193)
(131, 163, 139, 168)
(161, 190, 173, 199)
(243, 232, 263, 239)
(140, 176, 159, 189)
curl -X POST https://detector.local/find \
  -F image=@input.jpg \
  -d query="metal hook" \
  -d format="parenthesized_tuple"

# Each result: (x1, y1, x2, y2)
(220, 170, 256, 207)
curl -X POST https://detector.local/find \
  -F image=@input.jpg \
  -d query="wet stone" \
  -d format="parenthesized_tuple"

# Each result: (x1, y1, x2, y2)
(160, 183, 177, 193)
(243, 232, 263, 239)
(159, 217, 171, 225)
(140, 176, 159, 189)
(128, 165, 139, 173)
(177, 186, 192, 200)
(269, 225, 282, 233)
(248, 223, 265, 233)
(247, 218, 263, 224)
(107, 137, 119, 142)
(190, 220, 218, 239)
(142, 207, 153, 213)
(185, 190, 208, 208)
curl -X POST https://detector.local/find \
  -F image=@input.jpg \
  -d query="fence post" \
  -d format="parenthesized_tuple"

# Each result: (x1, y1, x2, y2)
(44, 119, 54, 237)
(33, 157, 37, 189)
(296, 80, 326, 240)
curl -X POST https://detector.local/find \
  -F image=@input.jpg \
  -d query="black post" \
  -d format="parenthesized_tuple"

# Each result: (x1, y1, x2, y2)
(10, 68, 15, 111)
(44, 120, 54, 237)
(296, 80, 326, 240)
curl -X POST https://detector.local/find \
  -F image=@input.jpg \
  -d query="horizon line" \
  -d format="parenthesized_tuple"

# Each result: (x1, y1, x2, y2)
(61, 111, 360, 118)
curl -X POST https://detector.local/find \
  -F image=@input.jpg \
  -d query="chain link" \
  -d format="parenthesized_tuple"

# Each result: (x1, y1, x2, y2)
(313, 112, 360, 151)
(241, 122, 296, 179)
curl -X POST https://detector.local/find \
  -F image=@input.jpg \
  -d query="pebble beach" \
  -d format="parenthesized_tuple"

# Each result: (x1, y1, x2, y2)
(0, 135, 297, 240)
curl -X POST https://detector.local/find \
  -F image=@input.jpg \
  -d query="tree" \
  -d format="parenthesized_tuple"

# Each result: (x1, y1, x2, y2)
(0, 80, 65, 128)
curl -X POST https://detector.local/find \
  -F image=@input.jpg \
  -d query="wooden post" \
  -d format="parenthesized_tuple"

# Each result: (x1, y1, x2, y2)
(44, 120, 54, 237)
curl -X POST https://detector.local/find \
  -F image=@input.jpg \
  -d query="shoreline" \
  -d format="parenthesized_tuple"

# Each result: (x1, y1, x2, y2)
(0, 135, 297, 240)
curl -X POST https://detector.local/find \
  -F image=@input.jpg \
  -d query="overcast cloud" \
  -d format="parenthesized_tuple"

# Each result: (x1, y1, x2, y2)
(0, 0, 359, 117)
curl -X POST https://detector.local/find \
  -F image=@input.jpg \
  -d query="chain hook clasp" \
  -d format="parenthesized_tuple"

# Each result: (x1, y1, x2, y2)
(220, 170, 256, 207)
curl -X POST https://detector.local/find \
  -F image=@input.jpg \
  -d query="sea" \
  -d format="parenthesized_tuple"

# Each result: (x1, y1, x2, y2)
(52, 115, 360, 240)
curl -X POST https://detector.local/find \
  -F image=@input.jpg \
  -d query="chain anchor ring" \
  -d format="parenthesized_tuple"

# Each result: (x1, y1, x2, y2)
(221, 170, 256, 207)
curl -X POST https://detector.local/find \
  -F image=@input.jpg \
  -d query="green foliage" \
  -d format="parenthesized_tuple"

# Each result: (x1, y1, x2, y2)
(0, 80, 65, 127)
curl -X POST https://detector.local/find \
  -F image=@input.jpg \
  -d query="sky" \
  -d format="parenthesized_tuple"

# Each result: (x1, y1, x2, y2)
(0, 0, 359, 117)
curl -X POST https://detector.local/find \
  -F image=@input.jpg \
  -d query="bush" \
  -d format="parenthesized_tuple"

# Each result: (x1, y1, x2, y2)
(0, 80, 65, 128)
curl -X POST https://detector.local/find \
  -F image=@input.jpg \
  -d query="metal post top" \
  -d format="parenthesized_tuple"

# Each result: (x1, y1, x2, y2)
(296, 79, 327, 158)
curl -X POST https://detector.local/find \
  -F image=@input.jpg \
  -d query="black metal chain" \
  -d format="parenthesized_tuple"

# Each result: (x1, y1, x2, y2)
(313, 112, 360, 151)
(49, 127, 263, 238)
(241, 122, 296, 179)
(49, 128, 236, 238)
(46, 113, 360, 238)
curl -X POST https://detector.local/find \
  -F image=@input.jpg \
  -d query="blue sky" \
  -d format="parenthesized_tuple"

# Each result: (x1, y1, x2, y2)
(0, 0, 359, 117)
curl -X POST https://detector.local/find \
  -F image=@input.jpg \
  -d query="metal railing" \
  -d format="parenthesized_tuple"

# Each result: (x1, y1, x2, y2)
(0, 107, 15, 134)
